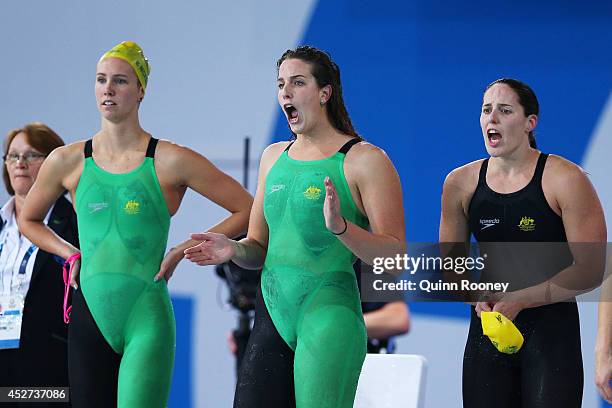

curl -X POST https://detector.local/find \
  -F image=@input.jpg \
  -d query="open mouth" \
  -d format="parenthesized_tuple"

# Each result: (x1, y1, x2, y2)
(487, 129, 502, 147)
(283, 104, 299, 124)
(102, 100, 116, 106)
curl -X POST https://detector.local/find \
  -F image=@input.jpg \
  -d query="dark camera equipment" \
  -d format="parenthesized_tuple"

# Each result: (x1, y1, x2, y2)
(215, 260, 260, 313)
(216, 137, 261, 373)
(215, 259, 261, 373)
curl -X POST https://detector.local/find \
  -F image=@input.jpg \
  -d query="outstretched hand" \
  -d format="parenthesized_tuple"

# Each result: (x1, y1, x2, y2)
(183, 232, 236, 266)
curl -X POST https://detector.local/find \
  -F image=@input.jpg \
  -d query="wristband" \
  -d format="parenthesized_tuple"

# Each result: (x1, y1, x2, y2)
(331, 216, 348, 236)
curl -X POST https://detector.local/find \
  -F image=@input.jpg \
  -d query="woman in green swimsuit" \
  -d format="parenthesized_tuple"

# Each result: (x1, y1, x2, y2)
(19, 41, 252, 408)
(184, 45, 406, 407)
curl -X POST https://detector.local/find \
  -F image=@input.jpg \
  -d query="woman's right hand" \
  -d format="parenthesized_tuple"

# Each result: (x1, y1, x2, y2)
(595, 350, 612, 403)
(184, 232, 236, 266)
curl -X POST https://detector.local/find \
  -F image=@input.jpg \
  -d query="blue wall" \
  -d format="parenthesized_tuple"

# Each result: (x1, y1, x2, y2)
(169, 296, 193, 408)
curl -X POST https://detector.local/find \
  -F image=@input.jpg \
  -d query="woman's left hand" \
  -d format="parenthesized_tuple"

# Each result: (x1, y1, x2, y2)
(491, 291, 527, 321)
(155, 246, 185, 282)
(324, 176, 345, 234)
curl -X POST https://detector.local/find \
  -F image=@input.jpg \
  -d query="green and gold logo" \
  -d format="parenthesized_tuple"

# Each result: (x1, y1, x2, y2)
(303, 186, 322, 200)
(124, 200, 140, 215)
(518, 216, 535, 232)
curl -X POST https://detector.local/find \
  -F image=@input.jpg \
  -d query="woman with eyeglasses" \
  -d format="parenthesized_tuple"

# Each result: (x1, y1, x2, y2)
(0, 122, 76, 406)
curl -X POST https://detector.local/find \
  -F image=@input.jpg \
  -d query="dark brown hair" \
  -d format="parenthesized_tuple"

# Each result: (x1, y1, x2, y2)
(485, 78, 539, 148)
(277, 45, 361, 140)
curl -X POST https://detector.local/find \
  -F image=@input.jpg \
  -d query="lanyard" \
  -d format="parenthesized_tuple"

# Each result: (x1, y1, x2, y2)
(0, 215, 38, 296)
(18, 244, 37, 275)
(8, 244, 38, 297)
(0, 220, 6, 254)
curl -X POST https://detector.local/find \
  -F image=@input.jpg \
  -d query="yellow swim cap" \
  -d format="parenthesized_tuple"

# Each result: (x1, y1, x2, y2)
(100, 41, 150, 90)
(481, 311, 524, 354)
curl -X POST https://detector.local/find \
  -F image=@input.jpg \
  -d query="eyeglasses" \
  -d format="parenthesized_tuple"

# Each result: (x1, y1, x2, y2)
(3, 151, 47, 164)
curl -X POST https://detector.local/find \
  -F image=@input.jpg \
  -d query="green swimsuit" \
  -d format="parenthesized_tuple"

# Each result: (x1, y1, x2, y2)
(262, 138, 368, 407)
(75, 138, 175, 407)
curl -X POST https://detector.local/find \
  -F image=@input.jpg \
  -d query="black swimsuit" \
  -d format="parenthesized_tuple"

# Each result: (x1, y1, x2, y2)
(463, 153, 583, 408)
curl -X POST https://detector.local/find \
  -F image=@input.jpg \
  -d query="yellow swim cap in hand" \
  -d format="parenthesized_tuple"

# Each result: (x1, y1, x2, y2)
(481, 311, 524, 354)
(100, 41, 150, 90)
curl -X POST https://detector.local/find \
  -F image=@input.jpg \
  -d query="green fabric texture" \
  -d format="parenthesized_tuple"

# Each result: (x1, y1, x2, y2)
(75, 154, 175, 408)
(262, 147, 369, 407)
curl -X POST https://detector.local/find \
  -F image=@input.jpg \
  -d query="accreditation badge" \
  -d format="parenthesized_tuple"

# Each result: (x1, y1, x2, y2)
(0, 293, 24, 349)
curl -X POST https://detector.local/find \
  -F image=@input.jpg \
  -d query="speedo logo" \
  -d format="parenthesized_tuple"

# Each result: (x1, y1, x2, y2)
(88, 202, 109, 214)
(479, 218, 500, 230)
(124, 200, 140, 215)
(269, 184, 286, 193)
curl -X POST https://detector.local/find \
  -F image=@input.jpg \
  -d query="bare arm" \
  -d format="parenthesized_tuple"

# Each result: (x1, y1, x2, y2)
(439, 165, 482, 305)
(510, 162, 607, 307)
(492, 160, 607, 319)
(183, 143, 287, 270)
(19, 145, 82, 259)
(164, 143, 253, 253)
(439, 167, 472, 243)
(154, 142, 254, 280)
(328, 144, 405, 266)
(228, 143, 281, 269)
(364, 301, 410, 339)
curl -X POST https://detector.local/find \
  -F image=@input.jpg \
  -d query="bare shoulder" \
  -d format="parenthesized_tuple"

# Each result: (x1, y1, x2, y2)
(262, 141, 291, 160)
(152, 139, 225, 190)
(544, 153, 591, 192)
(444, 159, 484, 190)
(46, 141, 86, 171)
(260, 141, 291, 169)
(345, 141, 388, 162)
(50, 141, 85, 161)
(442, 159, 485, 213)
(543, 154, 605, 236)
(42, 141, 87, 191)
(344, 141, 396, 178)
(545, 154, 585, 178)
(153, 139, 220, 177)
(154, 138, 199, 161)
